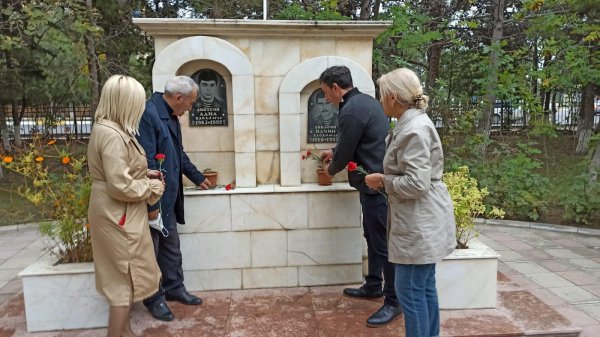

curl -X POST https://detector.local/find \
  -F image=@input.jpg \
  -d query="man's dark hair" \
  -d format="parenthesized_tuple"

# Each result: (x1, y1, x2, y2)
(319, 66, 353, 89)
(196, 69, 218, 83)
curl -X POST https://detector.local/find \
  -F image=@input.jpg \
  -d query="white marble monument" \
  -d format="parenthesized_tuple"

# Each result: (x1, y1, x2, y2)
(132, 18, 391, 290)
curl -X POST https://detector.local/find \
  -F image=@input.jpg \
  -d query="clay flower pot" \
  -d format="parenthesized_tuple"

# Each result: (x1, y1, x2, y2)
(203, 171, 218, 187)
(316, 168, 332, 186)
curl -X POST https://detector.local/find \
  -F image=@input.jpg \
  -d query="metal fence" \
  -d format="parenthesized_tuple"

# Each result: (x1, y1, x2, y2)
(490, 95, 599, 131)
(430, 95, 599, 131)
(1, 96, 598, 141)
(1, 104, 93, 140)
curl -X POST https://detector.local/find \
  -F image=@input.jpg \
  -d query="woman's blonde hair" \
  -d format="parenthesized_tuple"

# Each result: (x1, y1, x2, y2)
(94, 75, 146, 135)
(377, 68, 429, 110)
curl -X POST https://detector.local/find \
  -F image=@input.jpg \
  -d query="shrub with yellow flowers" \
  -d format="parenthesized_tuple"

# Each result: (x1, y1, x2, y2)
(1, 138, 92, 263)
(443, 166, 505, 249)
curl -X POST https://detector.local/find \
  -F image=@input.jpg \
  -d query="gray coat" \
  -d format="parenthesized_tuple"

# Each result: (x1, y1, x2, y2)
(382, 108, 456, 265)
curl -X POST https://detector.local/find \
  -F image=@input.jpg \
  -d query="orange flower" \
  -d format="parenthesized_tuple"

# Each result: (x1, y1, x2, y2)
(2, 156, 13, 163)
(47, 139, 57, 145)
(35, 156, 44, 162)
(61, 156, 71, 165)
(85, 223, 90, 229)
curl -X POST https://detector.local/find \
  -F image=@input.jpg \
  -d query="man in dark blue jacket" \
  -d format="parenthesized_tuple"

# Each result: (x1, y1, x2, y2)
(137, 76, 211, 321)
(319, 66, 401, 327)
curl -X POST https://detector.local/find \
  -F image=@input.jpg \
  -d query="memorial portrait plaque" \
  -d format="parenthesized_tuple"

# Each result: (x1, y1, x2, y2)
(190, 69, 228, 126)
(307, 89, 339, 143)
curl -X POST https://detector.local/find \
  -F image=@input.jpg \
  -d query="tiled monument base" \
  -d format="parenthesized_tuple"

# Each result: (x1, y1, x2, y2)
(179, 185, 364, 291)
(0, 276, 581, 337)
(19, 185, 501, 332)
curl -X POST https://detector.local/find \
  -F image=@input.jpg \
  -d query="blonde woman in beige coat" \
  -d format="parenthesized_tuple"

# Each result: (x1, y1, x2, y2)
(87, 75, 165, 337)
(365, 68, 456, 337)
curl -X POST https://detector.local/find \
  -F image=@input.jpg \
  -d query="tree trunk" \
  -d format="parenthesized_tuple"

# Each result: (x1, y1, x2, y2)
(372, 0, 381, 19)
(551, 91, 558, 124)
(337, 0, 355, 18)
(0, 103, 11, 152)
(478, 0, 505, 138)
(10, 100, 23, 147)
(85, 0, 100, 114)
(359, 0, 372, 20)
(425, 0, 444, 91)
(0, 1, 6, 154)
(427, 43, 442, 91)
(540, 54, 552, 120)
(532, 42, 538, 98)
(576, 82, 596, 154)
(589, 138, 600, 183)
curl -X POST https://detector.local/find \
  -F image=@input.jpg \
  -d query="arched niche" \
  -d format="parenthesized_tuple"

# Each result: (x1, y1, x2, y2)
(278, 56, 376, 186)
(152, 36, 256, 187)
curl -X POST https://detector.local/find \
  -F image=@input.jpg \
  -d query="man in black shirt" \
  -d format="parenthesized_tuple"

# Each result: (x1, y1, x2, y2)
(319, 66, 401, 327)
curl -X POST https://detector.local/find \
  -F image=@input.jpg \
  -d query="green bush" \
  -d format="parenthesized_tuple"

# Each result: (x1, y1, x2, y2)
(562, 174, 600, 225)
(561, 140, 600, 225)
(474, 142, 549, 221)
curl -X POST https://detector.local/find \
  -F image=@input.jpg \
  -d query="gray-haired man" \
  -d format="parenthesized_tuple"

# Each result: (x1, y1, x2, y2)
(137, 76, 212, 321)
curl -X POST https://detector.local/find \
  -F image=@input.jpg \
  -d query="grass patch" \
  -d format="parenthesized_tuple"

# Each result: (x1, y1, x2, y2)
(0, 174, 44, 226)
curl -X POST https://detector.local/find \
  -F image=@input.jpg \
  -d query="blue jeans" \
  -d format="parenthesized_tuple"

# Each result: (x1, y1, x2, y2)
(395, 263, 439, 337)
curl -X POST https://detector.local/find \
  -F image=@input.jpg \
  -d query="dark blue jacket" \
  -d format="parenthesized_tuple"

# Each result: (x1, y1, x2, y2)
(136, 92, 206, 230)
(327, 88, 389, 194)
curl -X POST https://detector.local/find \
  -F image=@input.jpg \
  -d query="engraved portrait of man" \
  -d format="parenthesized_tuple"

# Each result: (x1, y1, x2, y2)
(190, 69, 228, 126)
(307, 89, 339, 143)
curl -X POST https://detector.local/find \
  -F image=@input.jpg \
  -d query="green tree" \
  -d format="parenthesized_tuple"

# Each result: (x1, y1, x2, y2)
(0, 0, 100, 147)
(523, 0, 600, 153)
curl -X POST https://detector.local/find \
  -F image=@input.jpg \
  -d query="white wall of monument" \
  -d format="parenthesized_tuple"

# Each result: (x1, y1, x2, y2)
(134, 19, 389, 289)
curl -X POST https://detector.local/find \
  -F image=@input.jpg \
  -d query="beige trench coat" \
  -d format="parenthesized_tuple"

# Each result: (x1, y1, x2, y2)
(87, 120, 163, 306)
(382, 108, 456, 265)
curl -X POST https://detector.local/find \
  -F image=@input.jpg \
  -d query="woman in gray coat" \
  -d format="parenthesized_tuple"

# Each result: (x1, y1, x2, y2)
(365, 68, 456, 337)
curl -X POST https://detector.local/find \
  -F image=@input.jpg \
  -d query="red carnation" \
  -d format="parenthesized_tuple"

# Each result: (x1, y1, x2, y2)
(302, 155, 306, 160)
(306, 150, 311, 156)
(226, 184, 232, 191)
(155, 153, 166, 161)
(347, 161, 358, 172)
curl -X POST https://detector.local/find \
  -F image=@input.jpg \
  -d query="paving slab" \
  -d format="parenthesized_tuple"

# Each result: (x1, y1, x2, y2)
(549, 286, 600, 304)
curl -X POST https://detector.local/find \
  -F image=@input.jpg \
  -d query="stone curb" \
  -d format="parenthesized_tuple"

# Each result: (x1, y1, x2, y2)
(0, 222, 39, 233)
(476, 218, 600, 236)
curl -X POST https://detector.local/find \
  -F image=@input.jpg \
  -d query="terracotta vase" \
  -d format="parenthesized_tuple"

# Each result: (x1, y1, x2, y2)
(316, 169, 332, 186)
(203, 172, 218, 187)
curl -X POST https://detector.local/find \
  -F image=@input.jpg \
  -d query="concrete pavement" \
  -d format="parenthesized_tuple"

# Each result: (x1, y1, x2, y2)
(1, 221, 600, 336)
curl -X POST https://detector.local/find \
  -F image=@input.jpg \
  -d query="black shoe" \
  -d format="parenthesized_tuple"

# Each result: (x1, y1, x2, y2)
(343, 286, 383, 299)
(145, 301, 174, 321)
(165, 291, 203, 305)
(366, 304, 403, 327)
